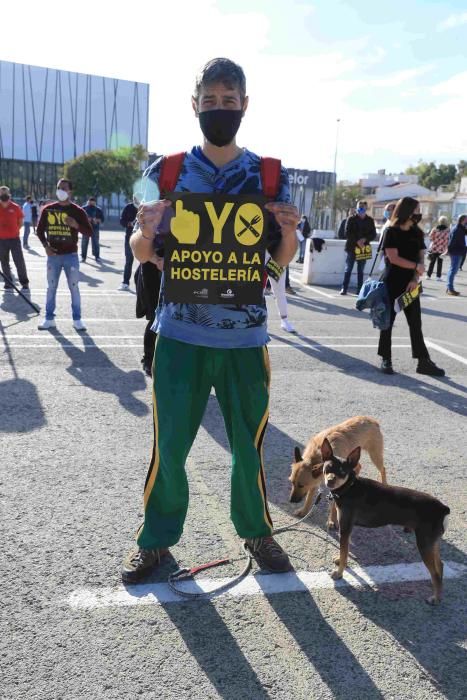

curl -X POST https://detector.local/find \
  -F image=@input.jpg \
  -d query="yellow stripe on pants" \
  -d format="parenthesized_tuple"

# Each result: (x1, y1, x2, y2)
(253, 347, 273, 531)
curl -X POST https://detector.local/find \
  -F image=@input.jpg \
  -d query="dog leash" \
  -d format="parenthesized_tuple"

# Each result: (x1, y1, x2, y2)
(168, 490, 326, 599)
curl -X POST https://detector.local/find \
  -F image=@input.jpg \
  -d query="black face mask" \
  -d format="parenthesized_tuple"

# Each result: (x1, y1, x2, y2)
(198, 109, 243, 147)
(411, 213, 422, 224)
(0, 194, 10, 202)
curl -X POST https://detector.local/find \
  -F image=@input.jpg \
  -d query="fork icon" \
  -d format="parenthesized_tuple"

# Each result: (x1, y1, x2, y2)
(238, 214, 262, 238)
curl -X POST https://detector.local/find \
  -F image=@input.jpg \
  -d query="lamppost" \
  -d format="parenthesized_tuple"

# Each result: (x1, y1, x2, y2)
(330, 118, 341, 231)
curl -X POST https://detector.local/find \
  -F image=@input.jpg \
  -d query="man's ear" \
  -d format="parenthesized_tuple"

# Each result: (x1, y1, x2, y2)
(320, 438, 333, 461)
(294, 446, 303, 463)
(242, 95, 249, 116)
(191, 96, 199, 117)
(347, 446, 361, 470)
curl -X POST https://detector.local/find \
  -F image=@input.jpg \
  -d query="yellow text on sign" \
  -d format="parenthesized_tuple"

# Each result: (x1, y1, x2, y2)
(170, 200, 264, 246)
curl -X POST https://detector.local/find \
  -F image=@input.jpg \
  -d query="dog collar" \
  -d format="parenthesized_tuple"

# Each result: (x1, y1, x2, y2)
(329, 473, 356, 500)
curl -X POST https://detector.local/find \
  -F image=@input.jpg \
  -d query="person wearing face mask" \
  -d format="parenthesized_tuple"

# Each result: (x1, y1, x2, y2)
(340, 199, 376, 295)
(121, 57, 300, 583)
(426, 215, 450, 281)
(445, 214, 467, 296)
(378, 196, 444, 376)
(82, 196, 104, 263)
(0, 185, 30, 292)
(380, 202, 396, 240)
(35, 178, 93, 330)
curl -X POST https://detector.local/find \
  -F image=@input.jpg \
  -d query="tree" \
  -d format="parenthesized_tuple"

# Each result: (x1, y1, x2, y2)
(405, 161, 457, 190)
(334, 183, 363, 215)
(63, 145, 147, 200)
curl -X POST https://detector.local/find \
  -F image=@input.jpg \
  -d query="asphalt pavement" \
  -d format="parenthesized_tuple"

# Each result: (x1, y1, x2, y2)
(1, 231, 466, 700)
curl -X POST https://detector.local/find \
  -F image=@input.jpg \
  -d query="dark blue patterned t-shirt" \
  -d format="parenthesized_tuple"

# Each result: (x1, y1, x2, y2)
(146, 147, 290, 348)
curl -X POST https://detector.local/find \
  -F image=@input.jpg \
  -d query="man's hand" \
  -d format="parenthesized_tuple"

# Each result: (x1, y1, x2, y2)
(357, 238, 366, 248)
(137, 200, 172, 238)
(65, 216, 79, 229)
(406, 280, 419, 293)
(264, 202, 300, 239)
(45, 244, 57, 256)
(416, 263, 425, 276)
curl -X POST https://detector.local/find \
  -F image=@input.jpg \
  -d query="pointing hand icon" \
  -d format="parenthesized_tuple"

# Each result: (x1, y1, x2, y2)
(170, 200, 200, 245)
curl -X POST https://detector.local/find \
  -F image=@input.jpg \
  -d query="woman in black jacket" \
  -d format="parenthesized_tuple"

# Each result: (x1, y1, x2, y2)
(378, 197, 444, 376)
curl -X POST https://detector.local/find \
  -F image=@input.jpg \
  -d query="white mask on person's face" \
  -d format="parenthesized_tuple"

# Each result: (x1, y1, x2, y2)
(56, 189, 69, 202)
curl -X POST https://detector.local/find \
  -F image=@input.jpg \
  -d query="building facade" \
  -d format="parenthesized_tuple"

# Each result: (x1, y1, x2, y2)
(0, 60, 149, 200)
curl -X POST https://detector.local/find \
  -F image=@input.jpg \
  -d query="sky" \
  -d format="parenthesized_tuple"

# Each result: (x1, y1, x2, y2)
(1, 0, 466, 180)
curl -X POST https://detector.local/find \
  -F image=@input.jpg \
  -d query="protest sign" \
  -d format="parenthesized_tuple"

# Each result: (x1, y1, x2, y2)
(355, 244, 373, 261)
(394, 283, 421, 313)
(163, 193, 268, 305)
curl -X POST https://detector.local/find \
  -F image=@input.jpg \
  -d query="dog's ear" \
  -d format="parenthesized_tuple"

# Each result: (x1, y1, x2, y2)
(320, 438, 333, 461)
(347, 446, 361, 470)
(294, 446, 303, 463)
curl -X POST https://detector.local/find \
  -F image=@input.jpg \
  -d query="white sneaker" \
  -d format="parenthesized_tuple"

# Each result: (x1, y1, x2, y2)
(73, 319, 87, 332)
(435, 277, 443, 282)
(38, 319, 56, 330)
(118, 283, 130, 291)
(281, 318, 296, 333)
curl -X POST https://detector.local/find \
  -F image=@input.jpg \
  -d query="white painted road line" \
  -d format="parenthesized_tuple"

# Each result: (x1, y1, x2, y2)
(67, 560, 466, 609)
(426, 340, 467, 367)
(3, 343, 413, 350)
(288, 274, 335, 298)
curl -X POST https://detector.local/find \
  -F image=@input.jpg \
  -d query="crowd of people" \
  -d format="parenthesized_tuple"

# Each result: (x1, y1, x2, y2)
(1, 57, 465, 585)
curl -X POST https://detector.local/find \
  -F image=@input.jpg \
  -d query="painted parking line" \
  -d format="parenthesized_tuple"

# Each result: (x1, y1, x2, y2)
(2, 342, 413, 350)
(67, 560, 466, 609)
(426, 340, 467, 367)
(288, 274, 335, 298)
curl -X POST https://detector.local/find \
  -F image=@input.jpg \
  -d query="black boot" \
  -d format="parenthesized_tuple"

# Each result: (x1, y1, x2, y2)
(380, 358, 394, 374)
(416, 358, 445, 377)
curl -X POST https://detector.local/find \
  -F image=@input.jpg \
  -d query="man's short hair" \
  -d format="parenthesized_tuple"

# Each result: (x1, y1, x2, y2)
(356, 200, 367, 208)
(58, 178, 73, 190)
(193, 58, 246, 102)
(0, 185, 11, 193)
(458, 213, 467, 224)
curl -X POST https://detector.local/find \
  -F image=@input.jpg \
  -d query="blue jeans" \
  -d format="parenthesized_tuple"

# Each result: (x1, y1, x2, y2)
(447, 254, 462, 291)
(81, 227, 100, 260)
(342, 251, 366, 292)
(45, 253, 81, 320)
(23, 222, 32, 247)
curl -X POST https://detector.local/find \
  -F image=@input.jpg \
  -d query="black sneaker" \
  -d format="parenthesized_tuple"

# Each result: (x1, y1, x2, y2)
(122, 547, 169, 583)
(416, 358, 445, 377)
(380, 359, 394, 374)
(339, 289, 347, 296)
(245, 536, 291, 572)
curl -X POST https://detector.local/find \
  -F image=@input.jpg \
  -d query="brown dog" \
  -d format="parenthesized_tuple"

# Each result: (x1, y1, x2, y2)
(289, 416, 387, 526)
(322, 438, 450, 604)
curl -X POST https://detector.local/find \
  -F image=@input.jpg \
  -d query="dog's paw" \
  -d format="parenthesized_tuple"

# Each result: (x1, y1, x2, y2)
(294, 508, 307, 519)
(327, 520, 338, 530)
(425, 595, 441, 606)
(330, 569, 343, 580)
(333, 556, 341, 566)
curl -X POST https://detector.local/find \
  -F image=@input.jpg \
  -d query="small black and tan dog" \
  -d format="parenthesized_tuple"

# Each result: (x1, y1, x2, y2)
(321, 438, 450, 605)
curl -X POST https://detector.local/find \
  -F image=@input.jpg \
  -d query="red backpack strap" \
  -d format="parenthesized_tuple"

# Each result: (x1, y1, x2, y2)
(158, 152, 186, 195)
(260, 157, 282, 199)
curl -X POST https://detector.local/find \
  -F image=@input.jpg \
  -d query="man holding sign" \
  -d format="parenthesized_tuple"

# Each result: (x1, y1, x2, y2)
(122, 58, 299, 582)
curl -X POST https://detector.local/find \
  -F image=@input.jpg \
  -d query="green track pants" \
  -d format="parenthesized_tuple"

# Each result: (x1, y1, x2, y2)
(136, 336, 274, 549)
